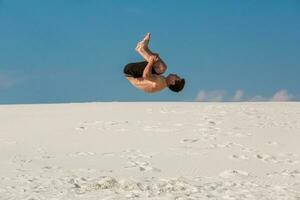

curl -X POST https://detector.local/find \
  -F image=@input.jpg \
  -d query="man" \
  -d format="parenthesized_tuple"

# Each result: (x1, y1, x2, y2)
(123, 33, 185, 93)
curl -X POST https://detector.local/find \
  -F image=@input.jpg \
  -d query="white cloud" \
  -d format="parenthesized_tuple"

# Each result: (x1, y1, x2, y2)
(196, 90, 225, 102)
(196, 89, 295, 102)
(232, 90, 244, 101)
(248, 90, 293, 102)
(196, 90, 206, 101)
(246, 90, 294, 102)
(271, 90, 293, 101)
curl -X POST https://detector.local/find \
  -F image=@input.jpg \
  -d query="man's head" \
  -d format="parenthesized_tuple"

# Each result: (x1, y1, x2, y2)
(166, 74, 185, 92)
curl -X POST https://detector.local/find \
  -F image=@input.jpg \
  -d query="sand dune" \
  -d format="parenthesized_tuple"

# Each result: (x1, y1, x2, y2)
(0, 102, 300, 199)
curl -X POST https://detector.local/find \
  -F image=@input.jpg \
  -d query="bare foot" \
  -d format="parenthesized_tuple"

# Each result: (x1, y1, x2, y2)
(135, 33, 151, 52)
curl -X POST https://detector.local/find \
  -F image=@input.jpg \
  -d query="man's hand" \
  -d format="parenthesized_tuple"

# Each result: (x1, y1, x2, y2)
(143, 55, 158, 79)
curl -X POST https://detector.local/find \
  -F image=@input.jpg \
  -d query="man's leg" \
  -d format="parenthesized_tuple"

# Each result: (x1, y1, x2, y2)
(135, 33, 167, 74)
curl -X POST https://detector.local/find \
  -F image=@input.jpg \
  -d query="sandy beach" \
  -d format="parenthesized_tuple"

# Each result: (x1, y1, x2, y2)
(0, 102, 300, 199)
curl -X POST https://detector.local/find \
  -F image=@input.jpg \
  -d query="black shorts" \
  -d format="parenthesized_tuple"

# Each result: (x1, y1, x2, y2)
(123, 61, 159, 78)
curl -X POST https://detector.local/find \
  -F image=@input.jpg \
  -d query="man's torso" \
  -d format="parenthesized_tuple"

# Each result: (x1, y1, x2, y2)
(126, 75, 166, 93)
(124, 61, 166, 93)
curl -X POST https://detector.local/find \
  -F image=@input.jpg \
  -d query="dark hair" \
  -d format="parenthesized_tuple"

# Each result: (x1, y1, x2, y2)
(168, 78, 185, 92)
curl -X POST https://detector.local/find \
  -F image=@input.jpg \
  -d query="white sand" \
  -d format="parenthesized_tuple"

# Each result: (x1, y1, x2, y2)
(0, 102, 300, 199)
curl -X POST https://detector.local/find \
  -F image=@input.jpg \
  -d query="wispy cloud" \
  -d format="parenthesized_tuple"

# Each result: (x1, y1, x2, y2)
(195, 89, 295, 102)
(249, 90, 293, 102)
(232, 90, 244, 101)
(271, 89, 293, 101)
(196, 90, 206, 101)
(196, 90, 226, 102)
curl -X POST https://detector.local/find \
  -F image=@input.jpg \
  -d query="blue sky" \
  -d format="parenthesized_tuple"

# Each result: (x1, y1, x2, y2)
(0, 0, 299, 104)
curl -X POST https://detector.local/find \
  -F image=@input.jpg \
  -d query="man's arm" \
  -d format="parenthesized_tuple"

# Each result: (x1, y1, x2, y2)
(135, 33, 167, 74)
(137, 48, 167, 74)
(142, 55, 158, 79)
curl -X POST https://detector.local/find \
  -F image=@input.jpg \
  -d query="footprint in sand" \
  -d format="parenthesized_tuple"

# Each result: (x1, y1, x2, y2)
(42, 165, 61, 170)
(208, 120, 217, 126)
(267, 169, 300, 178)
(255, 154, 279, 163)
(198, 131, 217, 141)
(11, 155, 33, 165)
(75, 120, 100, 130)
(241, 146, 257, 153)
(122, 150, 161, 172)
(209, 142, 236, 149)
(266, 141, 279, 146)
(34, 147, 53, 159)
(76, 120, 130, 133)
(255, 153, 299, 165)
(219, 170, 249, 179)
(76, 126, 87, 131)
(284, 159, 299, 165)
(278, 153, 300, 165)
(229, 154, 250, 160)
(181, 138, 199, 143)
(69, 152, 96, 157)
(209, 143, 257, 155)
(125, 160, 161, 172)
(279, 170, 300, 178)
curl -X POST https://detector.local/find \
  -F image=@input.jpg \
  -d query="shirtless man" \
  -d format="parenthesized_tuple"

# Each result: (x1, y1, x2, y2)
(123, 33, 185, 93)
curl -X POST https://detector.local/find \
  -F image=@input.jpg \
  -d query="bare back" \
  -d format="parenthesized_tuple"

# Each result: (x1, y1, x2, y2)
(126, 75, 167, 93)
